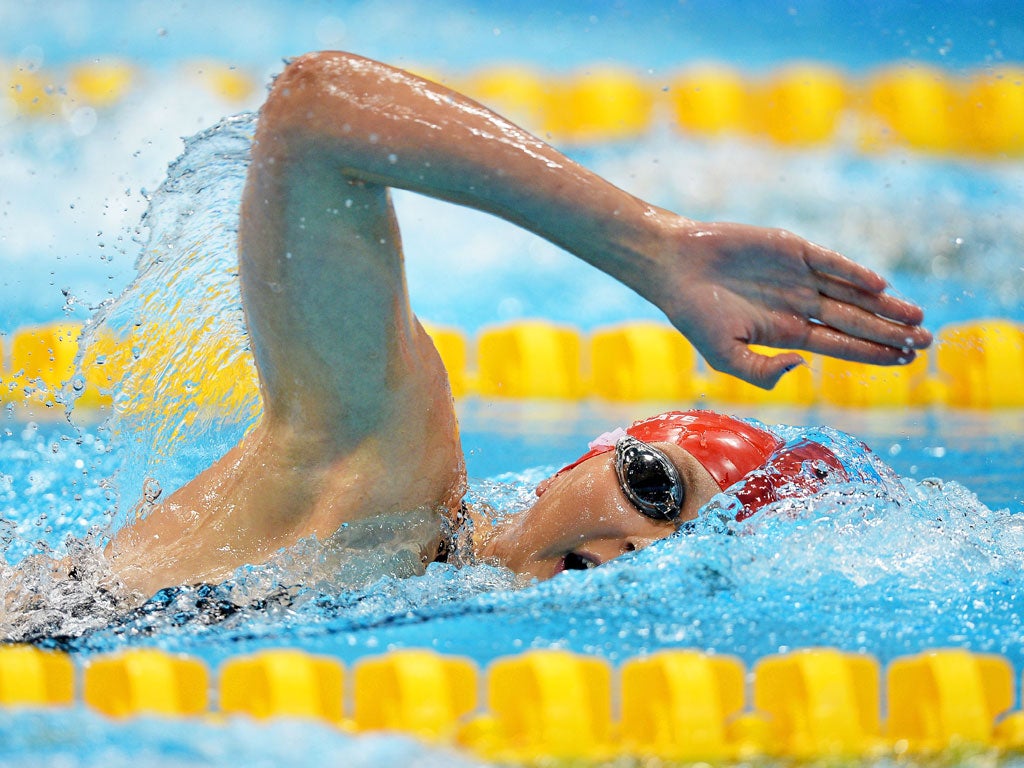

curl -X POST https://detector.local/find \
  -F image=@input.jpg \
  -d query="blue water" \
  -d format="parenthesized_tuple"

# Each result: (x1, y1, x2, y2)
(4, 0, 1022, 72)
(2, 3, 1024, 331)
(3, 396, 1024, 765)
(0, 707, 483, 768)
(2, 3, 1024, 765)
(0, 29, 1021, 680)
(3, 401, 1022, 662)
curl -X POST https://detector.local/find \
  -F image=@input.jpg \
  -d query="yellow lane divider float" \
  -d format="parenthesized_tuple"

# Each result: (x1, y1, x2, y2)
(3, 59, 1024, 155)
(4, 646, 1024, 761)
(2, 319, 1022, 413)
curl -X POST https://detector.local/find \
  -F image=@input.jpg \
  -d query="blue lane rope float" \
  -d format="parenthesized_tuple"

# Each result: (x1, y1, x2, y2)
(2, 319, 1022, 411)
(4, 645, 1024, 761)
(5, 59, 1024, 155)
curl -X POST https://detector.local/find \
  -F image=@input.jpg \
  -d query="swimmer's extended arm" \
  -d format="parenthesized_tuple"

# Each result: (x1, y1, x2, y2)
(260, 51, 931, 389)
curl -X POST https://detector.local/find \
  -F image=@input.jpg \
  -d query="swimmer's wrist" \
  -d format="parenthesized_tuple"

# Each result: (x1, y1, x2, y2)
(585, 206, 694, 302)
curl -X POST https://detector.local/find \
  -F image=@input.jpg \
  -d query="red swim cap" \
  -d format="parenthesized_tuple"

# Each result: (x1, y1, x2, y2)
(558, 410, 846, 518)
(730, 437, 845, 520)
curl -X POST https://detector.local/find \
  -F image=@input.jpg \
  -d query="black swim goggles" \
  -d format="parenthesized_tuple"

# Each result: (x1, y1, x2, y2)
(614, 435, 685, 522)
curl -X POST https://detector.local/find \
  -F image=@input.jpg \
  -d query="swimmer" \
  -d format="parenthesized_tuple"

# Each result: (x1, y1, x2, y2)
(104, 52, 931, 598)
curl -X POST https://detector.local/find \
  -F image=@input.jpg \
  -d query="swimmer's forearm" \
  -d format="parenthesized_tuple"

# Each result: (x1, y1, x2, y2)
(258, 52, 664, 286)
(258, 52, 930, 388)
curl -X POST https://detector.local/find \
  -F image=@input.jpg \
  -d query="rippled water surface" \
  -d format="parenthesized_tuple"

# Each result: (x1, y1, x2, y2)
(1, 10, 1023, 763)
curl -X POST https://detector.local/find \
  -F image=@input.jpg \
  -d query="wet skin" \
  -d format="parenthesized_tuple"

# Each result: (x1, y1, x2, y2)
(473, 443, 720, 581)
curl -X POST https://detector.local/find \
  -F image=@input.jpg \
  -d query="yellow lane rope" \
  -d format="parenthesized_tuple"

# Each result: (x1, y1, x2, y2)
(2, 318, 1022, 411)
(3, 59, 1023, 155)
(2, 645, 1024, 761)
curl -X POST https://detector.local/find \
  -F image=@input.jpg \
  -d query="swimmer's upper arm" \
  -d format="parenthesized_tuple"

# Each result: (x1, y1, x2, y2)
(239, 60, 444, 447)
(236, 49, 644, 443)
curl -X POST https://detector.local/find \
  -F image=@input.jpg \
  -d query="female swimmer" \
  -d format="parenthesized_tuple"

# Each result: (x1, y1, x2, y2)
(104, 52, 931, 598)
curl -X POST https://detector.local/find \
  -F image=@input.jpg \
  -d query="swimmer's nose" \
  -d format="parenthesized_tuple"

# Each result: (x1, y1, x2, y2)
(624, 537, 657, 554)
(584, 537, 658, 567)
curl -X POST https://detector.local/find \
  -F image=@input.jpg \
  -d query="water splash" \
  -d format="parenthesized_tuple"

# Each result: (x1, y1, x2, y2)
(72, 113, 262, 530)
(2, 115, 262, 643)
(0, 420, 127, 641)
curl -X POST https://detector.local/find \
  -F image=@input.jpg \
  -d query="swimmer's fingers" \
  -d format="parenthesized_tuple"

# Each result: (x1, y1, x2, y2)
(811, 295, 933, 351)
(708, 299, 931, 389)
(718, 327, 914, 391)
(802, 241, 888, 294)
(795, 323, 922, 365)
(814, 272, 927, 328)
(722, 347, 807, 390)
(690, 321, 811, 389)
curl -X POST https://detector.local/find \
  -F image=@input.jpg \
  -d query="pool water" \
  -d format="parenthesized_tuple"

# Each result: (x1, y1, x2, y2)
(1, 2, 1024, 765)
(0, 706, 485, 768)
(2, 399, 1024, 766)
(3, 398, 1022, 657)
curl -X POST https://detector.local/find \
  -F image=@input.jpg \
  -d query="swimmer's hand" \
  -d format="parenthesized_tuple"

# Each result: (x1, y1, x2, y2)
(642, 219, 933, 389)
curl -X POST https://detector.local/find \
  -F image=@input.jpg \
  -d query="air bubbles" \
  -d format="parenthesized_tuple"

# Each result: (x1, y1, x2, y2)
(141, 477, 163, 503)
(315, 15, 347, 47)
(16, 45, 44, 72)
(68, 106, 98, 137)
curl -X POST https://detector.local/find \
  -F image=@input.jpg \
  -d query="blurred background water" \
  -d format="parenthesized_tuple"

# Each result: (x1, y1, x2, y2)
(2, 0, 1022, 331)
(0, 3, 1023, 764)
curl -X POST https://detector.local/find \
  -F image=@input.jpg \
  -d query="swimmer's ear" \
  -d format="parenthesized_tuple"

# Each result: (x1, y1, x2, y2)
(535, 476, 556, 497)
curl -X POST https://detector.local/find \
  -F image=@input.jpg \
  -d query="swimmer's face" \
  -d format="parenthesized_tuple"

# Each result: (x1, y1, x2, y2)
(472, 442, 719, 581)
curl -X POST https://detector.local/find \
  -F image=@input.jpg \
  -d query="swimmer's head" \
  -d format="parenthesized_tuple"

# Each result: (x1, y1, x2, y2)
(472, 409, 808, 581)
(554, 410, 784, 495)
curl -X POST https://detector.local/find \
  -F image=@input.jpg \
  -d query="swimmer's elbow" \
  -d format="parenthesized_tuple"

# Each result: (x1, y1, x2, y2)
(261, 51, 368, 128)
(276, 50, 363, 90)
